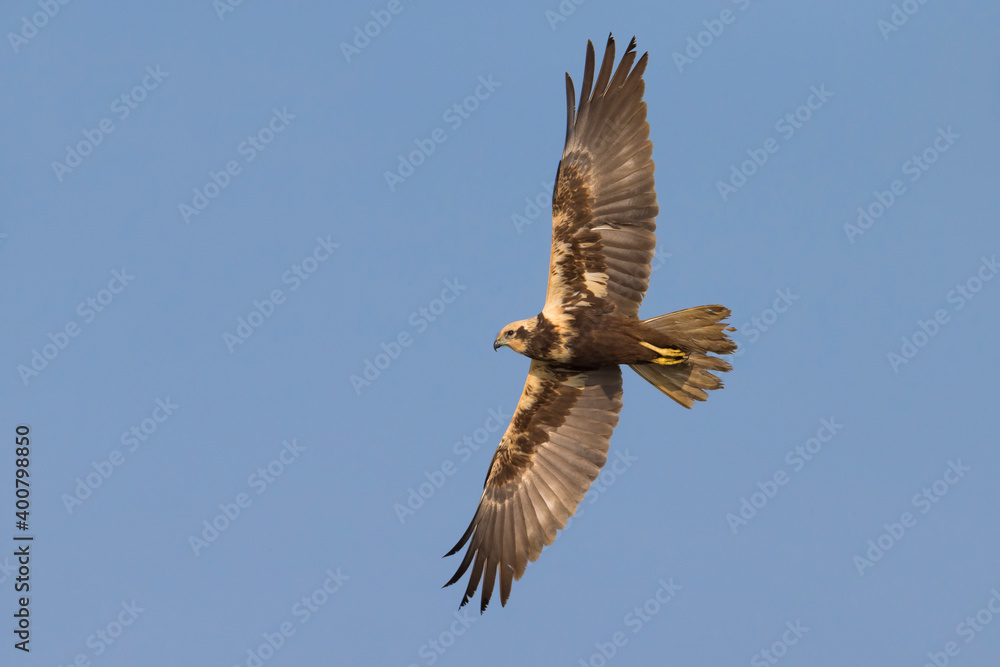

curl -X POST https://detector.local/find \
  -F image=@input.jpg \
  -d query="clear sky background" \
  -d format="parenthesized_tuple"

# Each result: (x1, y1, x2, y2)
(1, 1, 999, 666)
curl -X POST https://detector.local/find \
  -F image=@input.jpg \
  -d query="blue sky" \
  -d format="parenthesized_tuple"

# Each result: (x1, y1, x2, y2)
(2, 1, 999, 665)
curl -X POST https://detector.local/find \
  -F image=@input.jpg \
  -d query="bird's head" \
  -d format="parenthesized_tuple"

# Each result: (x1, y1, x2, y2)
(494, 318, 536, 354)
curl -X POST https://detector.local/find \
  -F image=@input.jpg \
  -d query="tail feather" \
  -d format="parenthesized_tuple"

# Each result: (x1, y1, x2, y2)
(629, 305, 735, 409)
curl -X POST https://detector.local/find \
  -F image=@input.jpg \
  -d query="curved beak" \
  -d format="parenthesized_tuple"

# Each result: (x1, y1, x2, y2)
(493, 339, 502, 351)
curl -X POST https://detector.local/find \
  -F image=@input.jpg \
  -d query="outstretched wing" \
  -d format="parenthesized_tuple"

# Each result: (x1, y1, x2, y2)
(444, 361, 623, 612)
(545, 34, 658, 318)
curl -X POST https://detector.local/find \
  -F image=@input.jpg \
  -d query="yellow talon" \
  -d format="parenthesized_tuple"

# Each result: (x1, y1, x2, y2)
(652, 356, 686, 365)
(639, 341, 687, 365)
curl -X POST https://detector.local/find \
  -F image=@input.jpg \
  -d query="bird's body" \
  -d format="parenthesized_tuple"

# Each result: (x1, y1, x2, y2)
(444, 34, 736, 613)
(499, 308, 688, 367)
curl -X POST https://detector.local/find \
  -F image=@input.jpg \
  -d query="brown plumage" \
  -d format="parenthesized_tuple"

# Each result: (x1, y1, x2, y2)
(445, 34, 736, 612)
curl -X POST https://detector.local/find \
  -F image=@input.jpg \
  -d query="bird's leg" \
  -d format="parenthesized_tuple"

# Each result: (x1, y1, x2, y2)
(638, 341, 687, 365)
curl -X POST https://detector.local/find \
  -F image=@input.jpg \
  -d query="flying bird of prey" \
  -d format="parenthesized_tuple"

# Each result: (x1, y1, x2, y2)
(444, 34, 736, 612)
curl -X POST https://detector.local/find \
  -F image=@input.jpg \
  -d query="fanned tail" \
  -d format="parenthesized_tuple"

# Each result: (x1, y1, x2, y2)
(629, 305, 735, 408)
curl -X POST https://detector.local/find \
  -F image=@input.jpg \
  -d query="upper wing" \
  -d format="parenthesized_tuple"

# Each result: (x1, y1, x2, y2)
(444, 361, 623, 612)
(545, 34, 658, 318)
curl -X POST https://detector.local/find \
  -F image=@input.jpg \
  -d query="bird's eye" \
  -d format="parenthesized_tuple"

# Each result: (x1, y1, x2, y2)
(506, 330, 514, 337)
